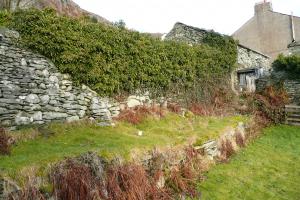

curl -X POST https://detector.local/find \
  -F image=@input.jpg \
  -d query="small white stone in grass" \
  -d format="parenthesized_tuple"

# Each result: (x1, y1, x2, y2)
(137, 130, 143, 136)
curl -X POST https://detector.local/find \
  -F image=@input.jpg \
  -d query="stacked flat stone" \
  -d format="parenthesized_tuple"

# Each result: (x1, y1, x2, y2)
(284, 80, 300, 104)
(256, 70, 300, 105)
(0, 29, 120, 128)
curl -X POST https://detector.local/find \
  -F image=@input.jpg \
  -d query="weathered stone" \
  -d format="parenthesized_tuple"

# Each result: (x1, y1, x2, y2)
(25, 94, 40, 104)
(32, 111, 43, 121)
(0, 31, 115, 127)
(15, 112, 33, 125)
(43, 112, 68, 120)
(39, 95, 50, 105)
(49, 75, 59, 83)
(97, 121, 115, 127)
(0, 178, 21, 199)
(66, 116, 80, 122)
(127, 96, 142, 108)
(200, 140, 219, 159)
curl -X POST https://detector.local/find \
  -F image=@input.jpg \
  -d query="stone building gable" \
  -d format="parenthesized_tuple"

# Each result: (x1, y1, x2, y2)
(232, 2, 300, 60)
(165, 22, 213, 44)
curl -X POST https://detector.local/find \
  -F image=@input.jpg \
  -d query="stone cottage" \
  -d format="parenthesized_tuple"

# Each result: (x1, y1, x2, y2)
(232, 1, 300, 61)
(165, 22, 271, 92)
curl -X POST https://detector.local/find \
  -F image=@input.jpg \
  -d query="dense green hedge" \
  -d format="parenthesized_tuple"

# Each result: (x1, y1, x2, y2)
(273, 54, 300, 77)
(0, 9, 237, 96)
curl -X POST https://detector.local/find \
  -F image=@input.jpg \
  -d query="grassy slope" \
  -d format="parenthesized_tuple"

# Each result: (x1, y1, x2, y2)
(0, 114, 247, 178)
(198, 125, 300, 200)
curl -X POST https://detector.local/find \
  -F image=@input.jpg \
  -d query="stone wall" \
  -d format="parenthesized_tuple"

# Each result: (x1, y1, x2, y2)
(0, 29, 121, 128)
(284, 80, 300, 104)
(256, 74, 300, 105)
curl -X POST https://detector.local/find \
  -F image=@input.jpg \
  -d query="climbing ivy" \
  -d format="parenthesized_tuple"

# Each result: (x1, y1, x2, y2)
(0, 9, 237, 96)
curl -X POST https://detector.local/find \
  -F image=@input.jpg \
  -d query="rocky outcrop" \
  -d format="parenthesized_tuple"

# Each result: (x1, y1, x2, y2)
(0, 0, 110, 24)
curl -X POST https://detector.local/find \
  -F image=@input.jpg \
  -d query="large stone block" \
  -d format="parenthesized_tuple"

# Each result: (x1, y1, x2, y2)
(25, 94, 40, 104)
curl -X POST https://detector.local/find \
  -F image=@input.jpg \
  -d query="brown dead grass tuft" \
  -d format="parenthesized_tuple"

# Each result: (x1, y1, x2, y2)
(167, 103, 181, 113)
(116, 105, 165, 125)
(189, 103, 216, 116)
(52, 160, 103, 200)
(0, 127, 11, 155)
(106, 163, 170, 200)
(235, 132, 246, 148)
(219, 139, 235, 161)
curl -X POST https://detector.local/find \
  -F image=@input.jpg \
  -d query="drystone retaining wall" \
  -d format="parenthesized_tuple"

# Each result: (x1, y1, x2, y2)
(256, 76, 300, 105)
(0, 30, 118, 128)
(284, 80, 300, 104)
(0, 30, 160, 128)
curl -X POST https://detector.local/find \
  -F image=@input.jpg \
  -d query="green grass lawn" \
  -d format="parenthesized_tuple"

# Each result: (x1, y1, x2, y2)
(198, 125, 300, 200)
(0, 113, 247, 179)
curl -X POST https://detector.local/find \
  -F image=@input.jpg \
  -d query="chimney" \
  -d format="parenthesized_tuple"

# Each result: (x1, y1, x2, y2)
(255, 1, 273, 15)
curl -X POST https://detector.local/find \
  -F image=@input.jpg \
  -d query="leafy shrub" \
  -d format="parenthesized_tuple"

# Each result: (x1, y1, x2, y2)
(273, 54, 300, 78)
(0, 9, 237, 97)
(0, 127, 11, 155)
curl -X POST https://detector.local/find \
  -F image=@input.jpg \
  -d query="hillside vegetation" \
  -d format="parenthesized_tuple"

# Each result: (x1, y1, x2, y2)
(0, 9, 237, 96)
(0, 0, 110, 23)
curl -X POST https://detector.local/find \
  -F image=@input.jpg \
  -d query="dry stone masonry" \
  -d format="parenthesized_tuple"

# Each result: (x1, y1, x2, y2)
(256, 71, 300, 105)
(0, 29, 120, 128)
(165, 22, 271, 92)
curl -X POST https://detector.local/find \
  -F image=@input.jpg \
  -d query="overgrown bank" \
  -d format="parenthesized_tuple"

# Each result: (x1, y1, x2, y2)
(0, 113, 247, 178)
(0, 9, 237, 97)
(0, 110, 251, 199)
